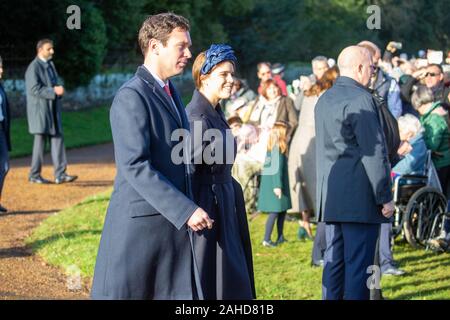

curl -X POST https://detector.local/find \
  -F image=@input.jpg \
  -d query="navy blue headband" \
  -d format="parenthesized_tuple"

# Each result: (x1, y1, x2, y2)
(200, 44, 237, 75)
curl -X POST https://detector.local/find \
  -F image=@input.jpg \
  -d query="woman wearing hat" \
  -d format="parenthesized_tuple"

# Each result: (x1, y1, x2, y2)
(186, 44, 255, 300)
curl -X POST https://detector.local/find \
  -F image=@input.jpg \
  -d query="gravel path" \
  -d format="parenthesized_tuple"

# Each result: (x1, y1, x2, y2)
(0, 143, 115, 299)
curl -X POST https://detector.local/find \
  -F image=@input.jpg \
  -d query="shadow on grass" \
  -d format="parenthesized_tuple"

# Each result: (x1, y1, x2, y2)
(0, 209, 59, 217)
(0, 246, 33, 259)
(29, 229, 102, 251)
(384, 275, 450, 292)
(393, 284, 450, 300)
(398, 253, 449, 266)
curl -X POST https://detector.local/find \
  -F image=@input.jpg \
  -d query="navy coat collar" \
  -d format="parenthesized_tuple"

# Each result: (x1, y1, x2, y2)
(189, 89, 228, 127)
(335, 76, 371, 93)
(136, 65, 186, 128)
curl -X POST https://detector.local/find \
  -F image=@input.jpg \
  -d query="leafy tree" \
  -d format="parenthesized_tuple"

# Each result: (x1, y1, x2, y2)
(54, 0, 107, 88)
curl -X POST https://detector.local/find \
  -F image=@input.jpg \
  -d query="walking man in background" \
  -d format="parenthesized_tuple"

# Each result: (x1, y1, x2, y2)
(0, 56, 11, 212)
(315, 46, 394, 300)
(25, 39, 77, 184)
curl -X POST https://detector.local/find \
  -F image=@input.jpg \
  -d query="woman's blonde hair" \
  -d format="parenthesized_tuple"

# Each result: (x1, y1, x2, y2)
(267, 122, 288, 154)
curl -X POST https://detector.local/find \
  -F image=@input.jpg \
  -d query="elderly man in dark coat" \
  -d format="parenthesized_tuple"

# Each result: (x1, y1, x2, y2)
(315, 46, 394, 300)
(0, 56, 11, 213)
(25, 39, 77, 184)
(91, 13, 213, 300)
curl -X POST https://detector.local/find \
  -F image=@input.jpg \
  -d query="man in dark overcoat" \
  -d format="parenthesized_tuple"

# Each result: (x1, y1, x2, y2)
(0, 55, 11, 212)
(91, 13, 213, 300)
(25, 39, 77, 184)
(315, 46, 394, 300)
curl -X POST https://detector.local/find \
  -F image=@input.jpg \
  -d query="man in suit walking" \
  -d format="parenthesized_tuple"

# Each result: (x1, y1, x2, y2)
(25, 39, 77, 184)
(91, 13, 214, 300)
(0, 56, 11, 213)
(315, 46, 394, 300)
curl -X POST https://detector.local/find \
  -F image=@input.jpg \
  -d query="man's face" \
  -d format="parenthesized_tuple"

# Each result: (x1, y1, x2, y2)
(312, 61, 329, 80)
(157, 28, 192, 79)
(257, 64, 272, 82)
(39, 43, 54, 60)
(424, 65, 443, 89)
(0, 64, 3, 79)
(358, 54, 375, 87)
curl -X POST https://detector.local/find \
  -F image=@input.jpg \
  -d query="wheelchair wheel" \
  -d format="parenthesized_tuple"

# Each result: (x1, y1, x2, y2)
(243, 172, 260, 214)
(403, 186, 447, 248)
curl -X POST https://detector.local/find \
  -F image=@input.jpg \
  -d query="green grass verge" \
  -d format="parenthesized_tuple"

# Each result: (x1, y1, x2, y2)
(26, 191, 450, 299)
(10, 106, 112, 158)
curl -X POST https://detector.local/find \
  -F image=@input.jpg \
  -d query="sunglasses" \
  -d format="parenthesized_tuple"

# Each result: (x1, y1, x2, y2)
(426, 72, 441, 77)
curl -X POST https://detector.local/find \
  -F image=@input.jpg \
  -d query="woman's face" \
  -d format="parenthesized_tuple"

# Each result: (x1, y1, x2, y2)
(266, 84, 280, 101)
(203, 61, 235, 100)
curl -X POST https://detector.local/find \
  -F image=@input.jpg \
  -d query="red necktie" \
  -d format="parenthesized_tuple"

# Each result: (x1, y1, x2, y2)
(163, 84, 172, 97)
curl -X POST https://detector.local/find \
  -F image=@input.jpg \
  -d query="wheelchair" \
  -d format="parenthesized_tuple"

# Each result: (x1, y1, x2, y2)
(392, 151, 449, 250)
(243, 170, 261, 217)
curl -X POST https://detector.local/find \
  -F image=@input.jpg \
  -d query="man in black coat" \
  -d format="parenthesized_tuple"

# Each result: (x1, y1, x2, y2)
(315, 46, 394, 300)
(24, 39, 77, 184)
(0, 56, 11, 213)
(91, 13, 214, 300)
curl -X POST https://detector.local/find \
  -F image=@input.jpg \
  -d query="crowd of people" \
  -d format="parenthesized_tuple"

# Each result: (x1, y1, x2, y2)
(223, 41, 450, 276)
(1, 11, 449, 300)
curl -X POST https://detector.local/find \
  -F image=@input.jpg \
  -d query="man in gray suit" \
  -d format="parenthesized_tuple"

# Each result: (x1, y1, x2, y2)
(91, 13, 214, 299)
(25, 39, 77, 184)
(315, 46, 394, 300)
(0, 56, 11, 212)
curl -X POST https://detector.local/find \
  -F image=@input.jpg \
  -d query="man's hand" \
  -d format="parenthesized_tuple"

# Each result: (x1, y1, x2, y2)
(54, 85, 64, 96)
(386, 41, 398, 53)
(412, 68, 427, 80)
(187, 207, 214, 232)
(273, 188, 282, 199)
(382, 201, 395, 218)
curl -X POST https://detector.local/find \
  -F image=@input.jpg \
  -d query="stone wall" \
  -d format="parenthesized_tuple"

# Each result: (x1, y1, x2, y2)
(3, 71, 195, 118)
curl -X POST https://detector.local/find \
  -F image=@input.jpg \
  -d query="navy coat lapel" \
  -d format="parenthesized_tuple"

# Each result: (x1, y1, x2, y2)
(136, 66, 183, 128)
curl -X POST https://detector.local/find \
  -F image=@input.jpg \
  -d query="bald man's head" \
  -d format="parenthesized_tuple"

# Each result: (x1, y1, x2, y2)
(338, 46, 374, 86)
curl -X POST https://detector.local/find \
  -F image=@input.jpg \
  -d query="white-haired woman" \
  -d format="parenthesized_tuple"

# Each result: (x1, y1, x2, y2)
(391, 113, 428, 176)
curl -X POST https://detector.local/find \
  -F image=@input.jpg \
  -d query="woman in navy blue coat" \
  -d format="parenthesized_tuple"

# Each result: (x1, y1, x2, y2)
(186, 44, 255, 300)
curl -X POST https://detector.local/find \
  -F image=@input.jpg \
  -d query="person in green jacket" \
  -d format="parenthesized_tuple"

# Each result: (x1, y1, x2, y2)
(412, 86, 450, 190)
(257, 121, 292, 247)
(412, 85, 450, 251)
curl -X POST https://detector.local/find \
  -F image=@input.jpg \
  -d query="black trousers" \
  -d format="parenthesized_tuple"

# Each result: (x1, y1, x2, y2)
(0, 126, 9, 199)
(30, 134, 67, 179)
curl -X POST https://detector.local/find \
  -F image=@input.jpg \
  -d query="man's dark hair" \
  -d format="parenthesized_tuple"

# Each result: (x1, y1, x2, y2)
(138, 12, 190, 57)
(36, 39, 54, 52)
(428, 63, 444, 74)
(0, 55, 2, 65)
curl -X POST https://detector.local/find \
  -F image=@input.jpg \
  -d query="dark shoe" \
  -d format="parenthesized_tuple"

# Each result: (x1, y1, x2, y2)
(55, 174, 78, 184)
(276, 235, 288, 245)
(0, 204, 7, 213)
(382, 267, 406, 276)
(29, 175, 51, 184)
(262, 240, 277, 248)
(311, 259, 324, 267)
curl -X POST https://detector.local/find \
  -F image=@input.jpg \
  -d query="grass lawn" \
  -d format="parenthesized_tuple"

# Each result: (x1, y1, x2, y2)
(10, 106, 112, 158)
(26, 190, 450, 300)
